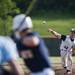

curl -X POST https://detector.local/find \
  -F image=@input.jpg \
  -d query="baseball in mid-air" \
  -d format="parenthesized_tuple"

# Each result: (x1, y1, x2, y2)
(42, 21, 46, 24)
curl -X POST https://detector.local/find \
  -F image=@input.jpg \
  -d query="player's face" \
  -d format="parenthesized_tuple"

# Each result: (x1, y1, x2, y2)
(19, 28, 31, 37)
(70, 32, 75, 38)
(19, 29, 27, 37)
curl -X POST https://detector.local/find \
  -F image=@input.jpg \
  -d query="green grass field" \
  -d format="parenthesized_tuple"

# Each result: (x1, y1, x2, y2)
(1, 11, 75, 36)
(51, 57, 75, 63)
(31, 11, 75, 36)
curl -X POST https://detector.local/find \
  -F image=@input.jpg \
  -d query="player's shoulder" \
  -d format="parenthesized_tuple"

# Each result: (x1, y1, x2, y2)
(0, 36, 6, 39)
(27, 32, 40, 37)
(66, 35, 70, 38)
(66, 35, 72, 39)
(0, 36, 8, 43)
(6, 36, 15, 43)
(63, 35, 70, 40)
(0, 36, 15, 45)
(32, 32, 40, 36)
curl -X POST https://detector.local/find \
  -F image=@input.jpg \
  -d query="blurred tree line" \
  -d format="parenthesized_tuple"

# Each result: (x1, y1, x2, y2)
(0, 0, 75, 18)
(13, 0, 75, 13)
(37, 0, 75, 11)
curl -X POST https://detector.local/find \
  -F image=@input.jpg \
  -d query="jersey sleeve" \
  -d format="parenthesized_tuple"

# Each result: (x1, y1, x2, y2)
(3, 39, 19, 62)
(39, 37, 52, 67)
(61, 35, 66, 41)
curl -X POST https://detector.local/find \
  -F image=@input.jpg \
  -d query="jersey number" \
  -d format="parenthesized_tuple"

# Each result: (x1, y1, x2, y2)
(64, 46, 68, 49)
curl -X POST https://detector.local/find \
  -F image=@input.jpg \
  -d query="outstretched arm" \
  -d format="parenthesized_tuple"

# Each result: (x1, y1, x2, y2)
(48, 28, 61, 39)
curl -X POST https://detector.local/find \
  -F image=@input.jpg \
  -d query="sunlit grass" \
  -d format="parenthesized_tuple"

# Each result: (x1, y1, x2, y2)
(50, 56, 75, 63)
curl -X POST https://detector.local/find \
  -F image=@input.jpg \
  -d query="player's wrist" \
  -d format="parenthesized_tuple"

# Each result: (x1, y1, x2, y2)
(50, 30, 54, 34)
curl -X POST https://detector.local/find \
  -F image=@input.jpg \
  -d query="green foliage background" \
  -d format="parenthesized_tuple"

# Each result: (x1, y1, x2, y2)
(0, 0, 75, 35)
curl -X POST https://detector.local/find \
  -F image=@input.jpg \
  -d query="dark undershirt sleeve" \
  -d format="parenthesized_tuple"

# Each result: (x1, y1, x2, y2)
(61, 35, 66, 41)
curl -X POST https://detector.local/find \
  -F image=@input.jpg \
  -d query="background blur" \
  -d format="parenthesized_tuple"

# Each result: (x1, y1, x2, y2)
(0, 0, 75, 35)
(0, 0, 75, 57)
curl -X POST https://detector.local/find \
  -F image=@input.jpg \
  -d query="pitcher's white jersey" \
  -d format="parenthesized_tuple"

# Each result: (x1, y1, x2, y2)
(60, 35, 75, 51)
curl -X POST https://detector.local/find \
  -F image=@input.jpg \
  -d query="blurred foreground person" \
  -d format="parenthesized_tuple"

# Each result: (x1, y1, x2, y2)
(11, 14, 55, 75)
(48, 28, 75, 74)
(0, 36, 25, 75)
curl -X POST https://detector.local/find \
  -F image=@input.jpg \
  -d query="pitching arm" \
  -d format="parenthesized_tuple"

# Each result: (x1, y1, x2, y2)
(48, 28, 61, 39)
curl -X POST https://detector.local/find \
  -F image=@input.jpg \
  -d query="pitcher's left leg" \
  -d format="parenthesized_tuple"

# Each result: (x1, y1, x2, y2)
(66, 50, 72, 74)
